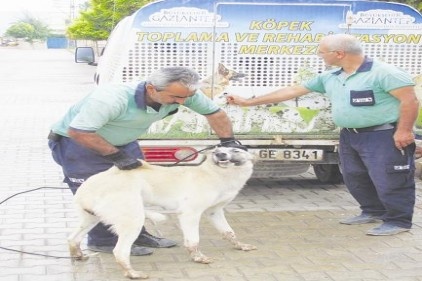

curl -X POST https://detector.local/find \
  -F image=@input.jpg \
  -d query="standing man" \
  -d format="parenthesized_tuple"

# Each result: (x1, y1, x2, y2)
(227, 34, 418, 236)
(49, 66, 245, 255)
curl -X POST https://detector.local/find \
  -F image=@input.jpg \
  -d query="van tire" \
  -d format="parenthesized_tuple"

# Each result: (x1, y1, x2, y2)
(312, 164, 343, 184)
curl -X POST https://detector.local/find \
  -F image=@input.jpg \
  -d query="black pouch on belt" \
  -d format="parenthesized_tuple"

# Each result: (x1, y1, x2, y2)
(48, 131, 63, 142)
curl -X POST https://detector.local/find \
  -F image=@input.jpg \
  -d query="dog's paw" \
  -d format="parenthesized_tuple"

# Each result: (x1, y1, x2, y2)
(125, 269, 149, 279)
(222, 232, 257, 251)
(188, 249, 213, 264)
(69, 244, 89, 260)
(235, 242, 257, 251)
(73, 254, 90, 261)
(192, 253, 213, 264)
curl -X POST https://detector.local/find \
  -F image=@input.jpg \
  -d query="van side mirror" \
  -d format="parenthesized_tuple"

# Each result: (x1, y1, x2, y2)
(75, 47, 95, 64)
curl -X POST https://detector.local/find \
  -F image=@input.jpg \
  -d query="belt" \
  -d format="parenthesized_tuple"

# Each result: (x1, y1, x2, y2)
(343, 123, 396, 134)
(47, 130, 64, 141)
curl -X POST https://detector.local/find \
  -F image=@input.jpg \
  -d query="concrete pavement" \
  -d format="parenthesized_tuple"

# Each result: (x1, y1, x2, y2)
(1, 48, 422, 281)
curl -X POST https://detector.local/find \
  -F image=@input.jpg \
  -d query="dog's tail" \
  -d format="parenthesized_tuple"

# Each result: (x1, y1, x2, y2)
(139, 160, 153, 169)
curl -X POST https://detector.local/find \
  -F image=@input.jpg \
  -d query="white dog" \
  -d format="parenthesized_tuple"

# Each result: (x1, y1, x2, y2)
(68, 146, 257, 279)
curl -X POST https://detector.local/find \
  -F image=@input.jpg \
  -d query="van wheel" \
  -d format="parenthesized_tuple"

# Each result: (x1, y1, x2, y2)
(312, 164, 343, 184)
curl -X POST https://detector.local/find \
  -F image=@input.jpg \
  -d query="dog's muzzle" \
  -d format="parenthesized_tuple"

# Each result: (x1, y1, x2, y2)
(212, 147, 250, 168)
(214, 152, 233, 167)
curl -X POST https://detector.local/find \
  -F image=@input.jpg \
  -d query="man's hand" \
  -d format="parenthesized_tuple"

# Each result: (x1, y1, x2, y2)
(219, 137, 248, 151)
(103, 150, 142, 170)
(225, 94, 250, 106)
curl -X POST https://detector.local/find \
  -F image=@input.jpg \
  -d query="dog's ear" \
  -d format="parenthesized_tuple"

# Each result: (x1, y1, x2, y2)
(239, 150, 256, 164)
(250, 153, 257, 164)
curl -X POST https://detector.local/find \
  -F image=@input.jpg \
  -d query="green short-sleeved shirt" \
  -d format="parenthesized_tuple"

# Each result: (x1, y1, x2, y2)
(303, 57, 415, 128)
(51, 82, 220, 146)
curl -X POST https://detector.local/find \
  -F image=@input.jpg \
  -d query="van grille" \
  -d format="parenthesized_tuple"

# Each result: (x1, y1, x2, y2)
(121, 41, 421, 86)
(122, 42, 211, 82)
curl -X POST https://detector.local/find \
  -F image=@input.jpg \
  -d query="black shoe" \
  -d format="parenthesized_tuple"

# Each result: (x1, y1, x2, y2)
(339, 214, 382, 225)
(134, 232, 177, 248)
(87, 244, 154, 256)
(367, 223, 410, 236)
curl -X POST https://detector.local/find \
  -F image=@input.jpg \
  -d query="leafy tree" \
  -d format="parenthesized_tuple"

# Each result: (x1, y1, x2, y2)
(5, 15, 50, 42)
(5, 23, 34, 39)
(22, 15, 51, 41)
(386, 0, 422, 12)
(67, 0, 153, 40)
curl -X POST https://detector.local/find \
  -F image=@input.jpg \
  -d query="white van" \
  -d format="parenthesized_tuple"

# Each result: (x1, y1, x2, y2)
(76, 0, 422, 183)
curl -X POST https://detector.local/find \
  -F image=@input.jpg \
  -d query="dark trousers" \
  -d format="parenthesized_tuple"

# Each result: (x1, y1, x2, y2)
(48, 136, 145, 246)
(339, 128, 415, 228)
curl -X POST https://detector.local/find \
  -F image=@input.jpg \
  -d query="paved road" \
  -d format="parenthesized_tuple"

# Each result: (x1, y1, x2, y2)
(0, 48, 422, 281)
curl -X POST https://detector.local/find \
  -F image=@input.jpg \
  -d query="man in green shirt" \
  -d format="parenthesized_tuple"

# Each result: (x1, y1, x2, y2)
(227, 34, 418, 236)
(49, 66, 244, 255)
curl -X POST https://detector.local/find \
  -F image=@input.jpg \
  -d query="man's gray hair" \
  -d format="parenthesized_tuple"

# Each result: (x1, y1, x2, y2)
(146, 67, 201, 91)
(323, 34, 363, 55)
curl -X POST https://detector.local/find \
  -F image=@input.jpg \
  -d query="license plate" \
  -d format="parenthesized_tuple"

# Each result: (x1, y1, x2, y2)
(253, 149, 324, 161)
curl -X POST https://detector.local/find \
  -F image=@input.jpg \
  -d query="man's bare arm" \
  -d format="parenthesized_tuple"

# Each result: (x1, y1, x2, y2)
(226, 85, 311, 106)
(389, 86, 419, 150)
(68, 128, 119, 155)
(205, 110, 234, 138)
